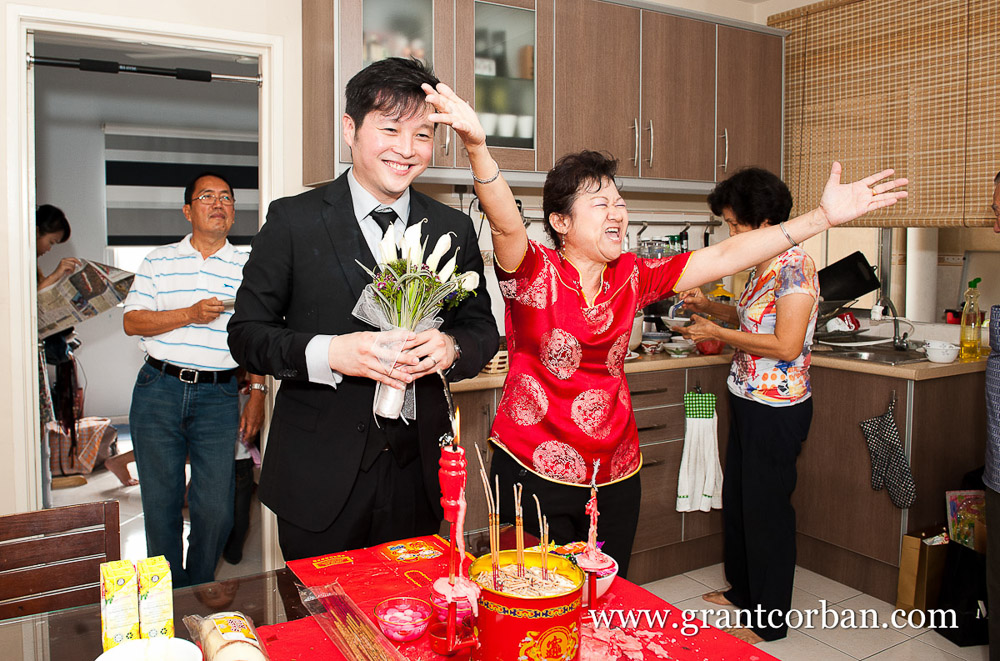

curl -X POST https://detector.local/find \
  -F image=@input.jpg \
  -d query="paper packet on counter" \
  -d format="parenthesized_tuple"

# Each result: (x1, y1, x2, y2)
(184, 611, 269, 661)
(100, 559, 141, 651)
(138, 555, 173, 638)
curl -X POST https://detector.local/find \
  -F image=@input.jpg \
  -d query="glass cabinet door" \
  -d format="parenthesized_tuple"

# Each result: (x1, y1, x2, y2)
(361, 0, 434, 68)
(340, 0, 455, 166)
(457, 0, 553, 172)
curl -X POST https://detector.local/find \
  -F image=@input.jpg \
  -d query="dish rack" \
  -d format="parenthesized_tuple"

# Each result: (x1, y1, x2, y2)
(481, 350, 509, 374)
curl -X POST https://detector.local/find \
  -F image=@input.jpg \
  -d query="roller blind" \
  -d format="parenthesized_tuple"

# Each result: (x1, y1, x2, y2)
(103, 125, 259, 245)
(770, 0, 998, 228)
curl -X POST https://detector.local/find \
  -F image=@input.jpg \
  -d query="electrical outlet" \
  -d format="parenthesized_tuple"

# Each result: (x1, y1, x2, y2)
(940, 254, 963, 265)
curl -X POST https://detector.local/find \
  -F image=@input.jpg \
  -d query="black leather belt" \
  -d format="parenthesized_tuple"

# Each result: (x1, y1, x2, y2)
(145, 356, 237, 384)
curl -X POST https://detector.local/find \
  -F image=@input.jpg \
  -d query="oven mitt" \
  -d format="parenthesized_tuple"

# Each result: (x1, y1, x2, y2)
(859, 396, 916, 508)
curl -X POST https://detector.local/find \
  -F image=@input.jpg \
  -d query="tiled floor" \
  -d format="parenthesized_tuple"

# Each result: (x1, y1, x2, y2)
(51, 439, 263, 582)
(642, 563, 989, 660)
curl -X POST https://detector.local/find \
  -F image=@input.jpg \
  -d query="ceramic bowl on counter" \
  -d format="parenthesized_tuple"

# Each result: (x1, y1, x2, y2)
(640, 340, 661, 354)
(662, 341, 696, 358)
(922, 341, 959, 363)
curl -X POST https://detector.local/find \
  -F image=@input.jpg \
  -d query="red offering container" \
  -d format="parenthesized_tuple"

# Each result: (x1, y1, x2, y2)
(470, 550, 584, 661)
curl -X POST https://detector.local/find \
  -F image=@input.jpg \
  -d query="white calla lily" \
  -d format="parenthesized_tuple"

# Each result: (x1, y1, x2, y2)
(402, 220, 425, 267)
(458, 271, 480, 291)
(436, 251, 458, 282)
(377, 226, 398, 264)
(425, 233, 453, 272)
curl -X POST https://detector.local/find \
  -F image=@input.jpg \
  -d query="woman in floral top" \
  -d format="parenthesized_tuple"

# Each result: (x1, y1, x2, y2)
(425, 82, 906, 580)
(679, 168, 818, 644)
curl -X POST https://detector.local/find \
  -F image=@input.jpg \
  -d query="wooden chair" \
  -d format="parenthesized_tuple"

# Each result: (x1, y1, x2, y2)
(0, 500, 120, 620)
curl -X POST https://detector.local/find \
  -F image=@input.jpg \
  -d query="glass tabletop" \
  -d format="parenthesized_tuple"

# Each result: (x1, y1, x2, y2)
(0, 568, 309, 661)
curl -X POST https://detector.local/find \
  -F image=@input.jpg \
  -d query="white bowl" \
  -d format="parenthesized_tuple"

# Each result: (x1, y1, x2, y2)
(577, 553, 618, 606)
(661, 342, 695, 358)
(629, 314, 643, 351)
(924, 343, 958, 363)
(95, 638, 202, 661)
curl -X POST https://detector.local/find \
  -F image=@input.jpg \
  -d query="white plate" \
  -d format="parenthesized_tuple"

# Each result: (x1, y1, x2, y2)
(624, 351, 640, 361)
(96, 638, 202, 661)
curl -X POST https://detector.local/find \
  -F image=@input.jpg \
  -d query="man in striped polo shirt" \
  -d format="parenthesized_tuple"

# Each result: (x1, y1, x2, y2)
(123, 172, 265, 586)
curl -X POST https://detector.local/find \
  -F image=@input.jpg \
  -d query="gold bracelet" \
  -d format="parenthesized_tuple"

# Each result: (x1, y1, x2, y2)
(471, 161, 500, 185)
(779, 222, 798, 247)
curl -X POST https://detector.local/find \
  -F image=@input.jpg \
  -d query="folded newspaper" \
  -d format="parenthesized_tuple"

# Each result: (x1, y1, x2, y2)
(38, 260, 134, 339)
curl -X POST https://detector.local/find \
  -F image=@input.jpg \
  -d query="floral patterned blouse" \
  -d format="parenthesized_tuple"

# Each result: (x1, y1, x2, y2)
(491, 240, 691, 486)
(727, 246, 819, 407)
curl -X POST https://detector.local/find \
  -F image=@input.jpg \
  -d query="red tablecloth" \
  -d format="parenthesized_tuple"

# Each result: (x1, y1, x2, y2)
(257, 535, 777, 661)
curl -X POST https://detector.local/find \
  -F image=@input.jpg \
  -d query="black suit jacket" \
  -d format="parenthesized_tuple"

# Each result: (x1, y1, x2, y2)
(228, 172, 499, 531)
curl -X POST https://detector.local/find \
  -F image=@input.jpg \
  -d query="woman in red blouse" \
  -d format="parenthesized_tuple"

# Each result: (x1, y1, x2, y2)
(425, 83, 907, 576)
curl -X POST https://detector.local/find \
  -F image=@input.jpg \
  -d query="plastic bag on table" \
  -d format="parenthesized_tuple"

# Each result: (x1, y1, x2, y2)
(183, 611, 270, 661)
(297, 581, 407, 661)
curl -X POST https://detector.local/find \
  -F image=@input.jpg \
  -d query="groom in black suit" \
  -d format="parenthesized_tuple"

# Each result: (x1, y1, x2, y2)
(228, 58, 499, 561)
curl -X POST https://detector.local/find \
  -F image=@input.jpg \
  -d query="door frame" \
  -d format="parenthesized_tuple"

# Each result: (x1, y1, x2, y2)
(4, 5, 284, 567)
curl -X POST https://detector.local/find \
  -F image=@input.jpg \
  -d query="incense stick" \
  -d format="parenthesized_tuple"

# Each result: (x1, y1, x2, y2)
(513, 483, 524, 577)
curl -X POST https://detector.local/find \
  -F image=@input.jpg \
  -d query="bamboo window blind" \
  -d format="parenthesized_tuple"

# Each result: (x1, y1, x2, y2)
(769, 0, 999, 228)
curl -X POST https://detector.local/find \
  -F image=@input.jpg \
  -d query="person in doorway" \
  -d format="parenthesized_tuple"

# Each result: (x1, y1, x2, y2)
(123, 172, 265, 586)
(423, 81, 905, 589)
(37, 204, 79, 290)
(227, 58, 498, 562)
(985, 168, 999, 661)
(677, 168, 818, 643)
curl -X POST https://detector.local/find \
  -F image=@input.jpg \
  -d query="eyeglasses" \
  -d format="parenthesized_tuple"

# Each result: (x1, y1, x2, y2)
(193, 193, 235, 206)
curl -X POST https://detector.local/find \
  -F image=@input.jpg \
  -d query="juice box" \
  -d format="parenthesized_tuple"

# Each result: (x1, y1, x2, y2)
(100, 559, 140, 651)
(138, 555, 174, 638)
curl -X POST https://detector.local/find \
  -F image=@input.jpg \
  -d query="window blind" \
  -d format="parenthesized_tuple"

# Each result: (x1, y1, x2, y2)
(770, 0, 998, 228)
(103, 125, 259, 245)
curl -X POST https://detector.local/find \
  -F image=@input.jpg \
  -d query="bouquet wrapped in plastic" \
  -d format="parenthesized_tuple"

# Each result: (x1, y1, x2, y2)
(353, 220, 477, 420)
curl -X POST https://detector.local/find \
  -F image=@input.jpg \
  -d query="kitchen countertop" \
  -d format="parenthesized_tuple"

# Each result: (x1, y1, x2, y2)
(451, 348, 988, 392)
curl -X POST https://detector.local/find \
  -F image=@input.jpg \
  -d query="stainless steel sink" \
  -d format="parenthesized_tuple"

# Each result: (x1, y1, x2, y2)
(821, 349, 927, 365)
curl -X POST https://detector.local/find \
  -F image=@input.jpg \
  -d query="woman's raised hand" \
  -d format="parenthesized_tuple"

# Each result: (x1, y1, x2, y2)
(422, 83, 486, 150)
(818, 161, 909, 228)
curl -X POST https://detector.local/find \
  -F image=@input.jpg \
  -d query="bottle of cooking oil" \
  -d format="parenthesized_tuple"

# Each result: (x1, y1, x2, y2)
(959, 277, 982, 361)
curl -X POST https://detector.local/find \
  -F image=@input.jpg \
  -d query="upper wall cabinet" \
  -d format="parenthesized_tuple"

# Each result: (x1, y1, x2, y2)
(455, 0, 554, 172)
(554, 0, 782, 182)
(716, 26, 783, 177)
(303, 0, 783, 187)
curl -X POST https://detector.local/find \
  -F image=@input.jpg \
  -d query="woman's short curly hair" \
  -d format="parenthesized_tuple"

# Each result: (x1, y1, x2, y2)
(707, 167, 792, 229)
(542, 150, 619, 247)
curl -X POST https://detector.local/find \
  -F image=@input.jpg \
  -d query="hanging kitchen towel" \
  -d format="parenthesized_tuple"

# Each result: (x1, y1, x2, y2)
(859, 394, 917, 508)
(676, 391, 723, 512)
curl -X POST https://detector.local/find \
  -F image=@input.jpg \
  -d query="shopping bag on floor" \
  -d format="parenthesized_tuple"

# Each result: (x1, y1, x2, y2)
(933, 541, 988, 646)
(895, 527, 948, 613)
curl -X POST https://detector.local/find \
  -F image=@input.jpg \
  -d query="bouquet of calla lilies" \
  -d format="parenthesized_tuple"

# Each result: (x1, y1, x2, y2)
(353, 220, 479, 420)
(358, 220, 478, 329)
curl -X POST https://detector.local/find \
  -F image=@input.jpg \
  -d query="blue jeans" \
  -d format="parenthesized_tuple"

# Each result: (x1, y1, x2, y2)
(130, 362, 237, 586)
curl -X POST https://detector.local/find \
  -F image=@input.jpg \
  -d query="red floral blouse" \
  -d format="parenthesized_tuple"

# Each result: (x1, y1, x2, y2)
(491, 240, 691, 486)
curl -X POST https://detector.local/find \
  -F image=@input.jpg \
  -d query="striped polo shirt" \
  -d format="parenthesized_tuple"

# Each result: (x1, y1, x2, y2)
(124, 234, 248, 371)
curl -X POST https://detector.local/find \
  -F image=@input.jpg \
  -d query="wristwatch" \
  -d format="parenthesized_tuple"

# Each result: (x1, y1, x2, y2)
(444, 333, 462, 376)
(249, 383, 269, 395)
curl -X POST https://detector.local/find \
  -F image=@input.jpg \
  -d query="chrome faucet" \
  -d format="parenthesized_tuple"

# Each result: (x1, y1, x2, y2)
(876, 295, 909, 350)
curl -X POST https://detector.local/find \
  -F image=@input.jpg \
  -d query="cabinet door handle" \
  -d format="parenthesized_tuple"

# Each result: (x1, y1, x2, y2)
(631, 118, 639, 168)
(719, 128, 729, 173)
(644, 120, 654, 167)
(643, 458, 664, 468)
(443, 127, 451, 156)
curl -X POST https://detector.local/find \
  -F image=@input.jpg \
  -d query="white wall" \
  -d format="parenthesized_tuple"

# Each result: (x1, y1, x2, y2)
(34, 44, 258, 417)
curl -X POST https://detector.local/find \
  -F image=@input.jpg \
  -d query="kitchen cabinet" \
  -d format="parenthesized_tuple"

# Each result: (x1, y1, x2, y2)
(455, 0, 554, 172)
(553, 0, 641, 176)
(716, 26, 783, 177)
(793, 364, 987, 603)
(554, 0, 782, 182)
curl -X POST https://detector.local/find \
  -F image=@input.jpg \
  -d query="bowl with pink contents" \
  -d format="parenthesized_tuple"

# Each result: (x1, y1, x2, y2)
(373, 596, 432, 642)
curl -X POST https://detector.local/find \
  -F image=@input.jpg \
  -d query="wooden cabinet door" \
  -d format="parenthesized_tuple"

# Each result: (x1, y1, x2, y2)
(302, 0, 337, 186)
(554, 0, 641, 176)
(640, 12, 716, 181)
(716, 26, 783, 177)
